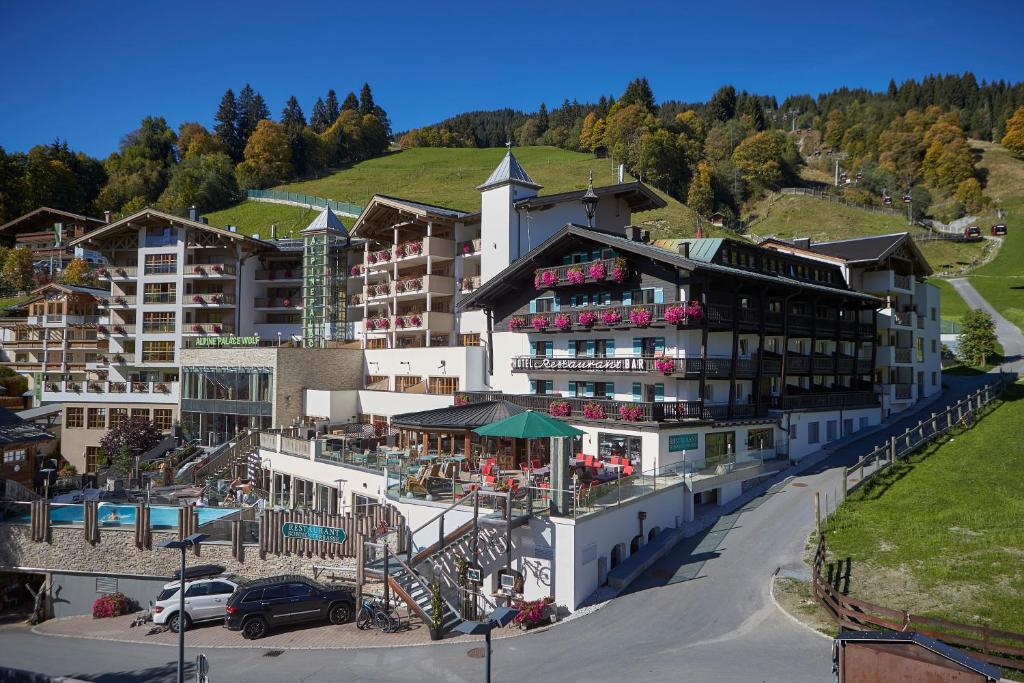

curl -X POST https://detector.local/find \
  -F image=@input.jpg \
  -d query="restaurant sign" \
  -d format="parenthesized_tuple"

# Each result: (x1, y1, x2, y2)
(668, 433, 698, 452)
(513, 356, 649, 373)
(194, 334, 260, 348)
(281, 522, 347, 544)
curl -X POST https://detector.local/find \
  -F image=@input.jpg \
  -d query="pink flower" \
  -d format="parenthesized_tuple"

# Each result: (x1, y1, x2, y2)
(462, 242, 474, 255)
(409, 315, 421, 327)
(367, 252, 377, 264)
(629, 307, 653, 328)
(618, 404, 644, 421)
(282, 298, 291, 307)
(193, 265, 206, 274)
(454, 394, 469, 406)
(532, 315, 549, 331)
(663, 305, 687, 324)
(685, 300, 703, 320)
(212, 324, 223, 334)
(601, 309, 622, 326)
(192, 324, 202, 333)
(212, 264, 223, 274)
(588, 261, 606, 280)
(548, 400, 571, 417)
(407, 241, 421, 255)
(395, 317, 404, 328)
(582, 402, 606, 420)
(394, 244, 405, 258)
(578, 311, 598, 328)
(508, 316, 526, 331)
(536, 270, 558, 289)
(610, 257, 629, 283)
(566, 267, 585, 285)
(554, 313, 572, 331)
(655, 357, 675, 374)
(192, 295, 204, 304)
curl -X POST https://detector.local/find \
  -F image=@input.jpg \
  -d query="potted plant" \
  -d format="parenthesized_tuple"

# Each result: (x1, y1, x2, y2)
(192, 294, 204, 304)
(395, 317, 405, 329)
(619, 404, 644, 422)
(407, 241, 421, 255)
(282, 298, 292, 307)
(409, 314, 421, 327)
(429, 582, 444, 641)
(192, 324, 202, 333)
(512, 599, 548, 630)
(582, 402, 606, 420)
(531, 315, 549, 331)
(566, 266, 585, 285)
(212, 324, 223, 334)
(654, 357, 675, 374)
(367, 252, 377, 264)
(578, 310, 598, 329)
(629, 306, 653, 328)
(211, 264, 224, 274)
(350, 265, 361, 276)
(663, 304, 688, 324)
(193, 265, 206, 275)
(394, 243, 405, 258)
(600, 309, 622, 326)
(508, 316, 527, 331)
(537, 270, 559, 289)
(453, 394, 470, 406)
(548, 400, 571, 417)
(553, 313, 572, 331)
(461, 241, 473, 255)
(685, 300, 703, 320)
(588, 260, 606, 280)
(610, 257, 629, 283)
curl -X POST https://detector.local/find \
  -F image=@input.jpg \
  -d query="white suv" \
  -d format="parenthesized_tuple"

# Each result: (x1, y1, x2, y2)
(153, 574, 242, 632)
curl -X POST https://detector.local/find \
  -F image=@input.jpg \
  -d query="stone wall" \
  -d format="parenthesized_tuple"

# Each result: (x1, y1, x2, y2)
(0, 524, 355, 580)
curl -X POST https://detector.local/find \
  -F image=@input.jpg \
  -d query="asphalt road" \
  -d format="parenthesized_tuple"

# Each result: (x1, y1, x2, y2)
(949, 277, 1024, 372)
(1, 302, 1016, 681)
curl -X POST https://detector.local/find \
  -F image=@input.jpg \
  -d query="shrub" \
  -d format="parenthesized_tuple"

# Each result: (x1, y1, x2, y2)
(588, 260, 606, 280)
(578, 310, 598, 328)
(566, 266, 585, 285)
(92, 592, 131, 619)
(553, 313, 572, 331)
(548, 400, 571, 417)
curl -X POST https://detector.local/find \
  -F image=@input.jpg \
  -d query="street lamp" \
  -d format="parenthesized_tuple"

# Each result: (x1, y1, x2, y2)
(454, 606, 519, 683)
(581, 171, 599, 228)
(160, 533, 209, 683)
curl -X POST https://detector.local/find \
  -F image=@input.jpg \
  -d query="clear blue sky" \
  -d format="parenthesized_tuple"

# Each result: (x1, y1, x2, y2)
(2, 0, 1021, 158)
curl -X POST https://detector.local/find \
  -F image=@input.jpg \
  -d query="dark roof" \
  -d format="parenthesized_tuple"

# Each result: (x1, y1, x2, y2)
(30, 282, 110, 299)
(370, 195, 472, 218)
(391, 400, 526, 430)
(513, 182, 666, 214)
(835, 631, 1000, 680)
(460, 225, 880, 310)
(0, 406, 54, 446)
(68, 208, 273, 249)
(763, 232, 933, 277)
(0, 206, 105, 235)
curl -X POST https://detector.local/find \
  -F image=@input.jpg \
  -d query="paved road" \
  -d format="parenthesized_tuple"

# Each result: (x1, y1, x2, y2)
(949, 277, 1024, 372)
(0, 370, 1011, 680)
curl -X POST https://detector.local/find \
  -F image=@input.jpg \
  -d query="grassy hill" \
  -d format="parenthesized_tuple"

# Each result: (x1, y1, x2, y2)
(205, 146, 699, 240)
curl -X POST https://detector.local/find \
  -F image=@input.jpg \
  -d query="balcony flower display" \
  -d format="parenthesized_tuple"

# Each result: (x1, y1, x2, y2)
(95, 323, 106, 333)
(508, 316, 527, 331)
(654, 357, 675, 374)
(535, 270, 558, 290)
(453, 394, 469, 406)
(461, 241, 474, 255)
(282, 298, 291, 307)
(366, 252, 377, 264)
(192, 294, 204, 304)
(192, 324, 202, 333)
(212, 324, 223, 334)
(394, 317, 405, 329)
(114, 325, 126, 335)
(409, 314, 421, 327)
(374, 317, 390, 330)
(663, 304, 687, 324)
(588, 260, 606, 281)
(375, 249, 391, 263)
(193, 265, 206, 275)
(553, 313, 572, 331)
(582, 402, 606, 420)
(212, 264, 224, 274)
(96, 266, 108, 277)
(619, 404, 644, 422)
(406, 240, 422, 255)
(566, 266, 585, 285)
(548, 400, 571, 417)
(406, 278, 422, 292)
(351, 265, 361, 276)
(155, 383, 168, 393)
(531, 315, 550, 331)
(610, 257, 629, 284)
(685, 300, 703, 320)
(629, 306, 653, 328)
(394, 243, 405, 258)
(600, 309, 622, 326)
(578, 310, 598, 329)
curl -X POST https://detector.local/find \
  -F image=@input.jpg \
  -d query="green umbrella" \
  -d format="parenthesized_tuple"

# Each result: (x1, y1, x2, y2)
(473, 410, 584, 438)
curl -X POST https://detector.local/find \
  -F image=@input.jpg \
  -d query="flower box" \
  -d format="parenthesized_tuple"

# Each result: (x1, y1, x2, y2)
(582, 402, 606, 420)
(535, 270, 559, 289)
(578, 310, 598, 328)
(610, 257, 629, 284)
(508, 316, 527, 331)
(566, 266, 585, 285)
(366, 253, 377, 264)
(192, 324, 202, 333)
(193, 265, 206, 275)
(351, 265, 361, 276)
(619, 404, 644, 421)
(282, 298, 292, 307)
(394, 244, 405, 258)
(553, 313, 572, 331)
(588, 260, 606, 280)
(629, 307, 653, 328)
(531, 315, 549, 331)
(654, 357, 675, 374)
(548, 400, 571, 417)
(461, 241, 474, 255)
(453, 394, 469, 406)
(406, 241, 422, 255)
(155, 383, 168, 393)
(409, 315, 421, 327)
(212, 324, 223, 334)
(114, 326, 126, 335)
(192, 295, 204, 304)
(211, 264, 223, 274)
(395, 317, 405, 329)
(663, 305, 687, 324)
(600, 310, 622, 326)
(685, 300, 703, 320)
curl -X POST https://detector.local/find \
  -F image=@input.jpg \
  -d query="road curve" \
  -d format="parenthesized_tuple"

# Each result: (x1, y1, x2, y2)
(948, 277, 1024, 373)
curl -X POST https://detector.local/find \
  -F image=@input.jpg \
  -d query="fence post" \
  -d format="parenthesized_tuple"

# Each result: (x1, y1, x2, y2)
(355, 533, 365, 617)
(814, 491, 821, 532)
(889, 435, 897, 463)
(840, 468, 847, 501)
(946, 407, 953, 431)
(931, 412, 937, 434)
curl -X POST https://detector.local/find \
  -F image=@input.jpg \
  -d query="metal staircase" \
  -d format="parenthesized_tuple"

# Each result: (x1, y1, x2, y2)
(192, 430, 260, 485)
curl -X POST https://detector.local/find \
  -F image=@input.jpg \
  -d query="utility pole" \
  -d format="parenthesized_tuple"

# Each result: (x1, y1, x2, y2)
(788, 108, 800, 133)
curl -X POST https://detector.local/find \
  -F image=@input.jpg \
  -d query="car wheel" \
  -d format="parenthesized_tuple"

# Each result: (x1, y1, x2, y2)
(168, 612, 191, 633)
(329, 602, 353, 625)
(242, 617, 268, 640)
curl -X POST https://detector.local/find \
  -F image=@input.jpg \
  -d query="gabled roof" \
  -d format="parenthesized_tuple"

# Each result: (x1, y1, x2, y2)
(68, 208, 272, 249)
(0, 406, 54, 446)
(300, 207, 348, 236)
(460, 224, 880, 310)
(761, 232, 933, 275)
(349, 195, 476, 238)
(477, 150, 542, 191)
(29, 282, 110, 299)
(391, 400, 526, 430)
(0, 207, 105, 235)
(513, 181, 666, 214)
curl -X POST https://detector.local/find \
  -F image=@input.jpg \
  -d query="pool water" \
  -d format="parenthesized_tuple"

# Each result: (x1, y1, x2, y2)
(21, 503, 236, 528)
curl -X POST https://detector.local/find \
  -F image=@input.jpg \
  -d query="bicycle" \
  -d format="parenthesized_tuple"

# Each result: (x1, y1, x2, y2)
(356, 597, 396, 632)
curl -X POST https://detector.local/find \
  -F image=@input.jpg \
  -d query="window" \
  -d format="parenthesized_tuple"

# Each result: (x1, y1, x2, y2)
(594, 339, 613, 358)
(3, 449, 27, 464)
(65, 407, 84, 429)
(534, 297, 555, 313)
(87, 407, 106, 429)
(932, 371, 937, 386)
(916, 337, 924, 363)
(572, 340, 588, 357)
(366, 338, 388, 350)
(145, 225, 176, 247)
(85, 446, 103, 473)
(533, 341, 553, 357)
(131, 408, 150, 421)
(287, 583, 315, 598)
(143, 283, 176, 304)
(826, 420, 837, 442)
(807, 422, 820, 444)
(242, 589, 264, 603)
(153, 409, 173, 430)
(597, 433, 642, 462)
(185, 583, 210, 598)
(396, 376, 423, 392)
(144, 253, 177, 274)
(747, 428, 773, 451)
(531, 380, 553, 395)
(843, 419, 853, 437)
(142, 341, 175, 363)
(109, 408, 128, 428)
(365, 375, 387, 389)
(143, 311, 175, 333)
(458, 333, 481, 346)
(429, 376, 458, 395)
(931, 339, 937, 353)
(208, 582, 236, 595)
(931, 307, 936, 321)
(592, 382, 614, 398)
(262, 586, 288, 600)
(706, 431, 735, 466)
(629, 288, 656, 305)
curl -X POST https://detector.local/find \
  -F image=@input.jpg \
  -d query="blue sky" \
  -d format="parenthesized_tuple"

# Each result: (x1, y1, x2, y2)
(1, 0, 1021, 158)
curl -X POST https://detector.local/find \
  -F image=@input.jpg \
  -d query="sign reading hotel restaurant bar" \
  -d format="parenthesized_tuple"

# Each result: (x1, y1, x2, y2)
(668, 433, 698, 452)
(513, 356, 649, 373)
(194, 334, 260, 348)
(281, 522, 347, 544)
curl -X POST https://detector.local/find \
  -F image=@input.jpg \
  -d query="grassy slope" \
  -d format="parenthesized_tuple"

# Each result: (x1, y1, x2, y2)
(929, 278, 969, 324)
(205, 147, 700, 241)
(825, 383, 1024, 633)
(203, 202, 320, 240)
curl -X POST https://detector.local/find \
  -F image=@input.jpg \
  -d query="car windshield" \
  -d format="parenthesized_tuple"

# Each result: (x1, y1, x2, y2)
(157, 587, 179, 601)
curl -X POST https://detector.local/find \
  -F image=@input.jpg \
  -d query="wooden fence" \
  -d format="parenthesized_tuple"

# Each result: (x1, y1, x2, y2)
(812, 533, 1024, 672)
(257, 505, 405, 561)
(780, 187, 903, 215)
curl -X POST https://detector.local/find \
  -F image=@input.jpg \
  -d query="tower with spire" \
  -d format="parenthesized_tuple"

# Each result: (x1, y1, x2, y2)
(478, 144, 542, 282)
(300, 207, 350, 347)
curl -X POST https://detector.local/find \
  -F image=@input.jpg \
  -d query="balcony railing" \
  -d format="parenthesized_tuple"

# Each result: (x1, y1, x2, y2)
(96, 324, 136, 336)
(253, 296, 301, 308)
(104, 295, 136, 308)
(776, 391, 879, 410)
(185, 322, 235, 335)
(512, 302, 700, 332)
(894, 384, 913, 400)
(255, 268, 302, 281)
(894, 311, 914, 326)
(459, 238, 482, 256)
(894, 273, 912, 290)
(185, 263, 237, 277)
(459, 275, 481, 293)
(895, 347, 912, 363)
(533, 257, 618, 289)
(186, 292, 236, 306)
(510, 354, 785, 378)
(96, 265, 137, 278)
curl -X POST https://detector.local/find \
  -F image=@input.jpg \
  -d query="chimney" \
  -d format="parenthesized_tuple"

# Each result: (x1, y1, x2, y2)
(640, 229, 650, 244)
(617, 164, 625, 184)
(228, 225, 237, 233)
(625, 226, 642, 242)
(103, 210, 111, 223)
(200, 217, 209, 225)
(188, 205, 198, 221)
(678, 242, 690, 258)
(793, 237, 811, 250)
(270, 223, 278, 240)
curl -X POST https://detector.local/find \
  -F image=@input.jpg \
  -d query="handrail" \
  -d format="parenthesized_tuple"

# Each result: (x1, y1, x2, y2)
(410, 519, 474, 566)
(410, 489, 486, 536)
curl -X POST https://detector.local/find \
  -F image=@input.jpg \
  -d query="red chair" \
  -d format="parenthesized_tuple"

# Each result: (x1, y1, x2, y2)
(575, 454, 585, 463)
(531, 459, 542, 469)
(610, 456, 622, 466)
(622, 465, 634, 477)
(584, 455, 595, 468)
(484, 475, 496, 486)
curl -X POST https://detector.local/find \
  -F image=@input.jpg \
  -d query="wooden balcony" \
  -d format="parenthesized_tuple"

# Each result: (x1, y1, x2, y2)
(184, 292, 236, 307)
(515, 302, 697, 333)
(96, 265, 137, 279)
(510, 354, 784, 378)
(255, 268, 302, 281)
(185, 263, 237, 278)
(776, 391, 879, 411)
(533, 257, 619, 289)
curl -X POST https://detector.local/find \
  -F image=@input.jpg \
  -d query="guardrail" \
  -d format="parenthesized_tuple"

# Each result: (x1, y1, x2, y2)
(246, 189, 362, 217)
(780, 187, 902, 215)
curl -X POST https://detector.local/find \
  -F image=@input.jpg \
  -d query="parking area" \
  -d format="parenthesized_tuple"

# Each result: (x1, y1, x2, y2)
(32, 611, 526, 649)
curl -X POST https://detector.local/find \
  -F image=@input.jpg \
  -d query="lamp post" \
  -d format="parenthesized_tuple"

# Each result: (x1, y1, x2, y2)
(160, 533, 209, 683)
(581, 171, 599, 228)
(454, 606, 519, 683)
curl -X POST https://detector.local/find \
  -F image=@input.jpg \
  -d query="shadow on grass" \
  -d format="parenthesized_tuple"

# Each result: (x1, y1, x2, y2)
(827, 557, 852, 595)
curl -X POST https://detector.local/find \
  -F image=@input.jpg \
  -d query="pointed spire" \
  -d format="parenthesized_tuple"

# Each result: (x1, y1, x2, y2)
(300, 206, 348, 236)
(477, 145, 541, 191)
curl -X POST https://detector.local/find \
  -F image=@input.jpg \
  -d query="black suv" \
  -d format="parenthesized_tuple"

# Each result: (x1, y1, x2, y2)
(224, 575, 355, 639)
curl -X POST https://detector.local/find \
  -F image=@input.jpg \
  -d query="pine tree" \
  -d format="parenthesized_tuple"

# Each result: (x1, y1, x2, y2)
(620, 77, 656, 112)
(213, 89, 243, 162)
(359, 83, 375, 116)
(341, 92, 359, 112)
(708, 85, 737, 122)
(281, 96, 306, 128)
(310, 98, 330, 134)
(956, 309, 997, 367)
(537, 103, 549, 134)
(325, 90, 340, 124)
(237, 84, 269, 144)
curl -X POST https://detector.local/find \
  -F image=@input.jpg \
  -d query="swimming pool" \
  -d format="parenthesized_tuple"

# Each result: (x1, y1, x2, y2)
(16, 503, 237, 528)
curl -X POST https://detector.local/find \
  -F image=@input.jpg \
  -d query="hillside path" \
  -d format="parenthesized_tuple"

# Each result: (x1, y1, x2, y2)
(949, 277, 1024, 372)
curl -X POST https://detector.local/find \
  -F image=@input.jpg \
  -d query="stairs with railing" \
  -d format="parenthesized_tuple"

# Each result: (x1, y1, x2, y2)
(191, 431, 260, 485)
(1, 478, 40, 502)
